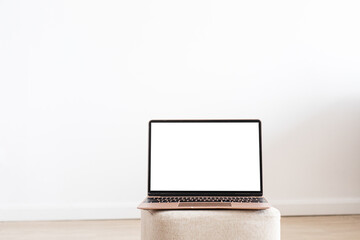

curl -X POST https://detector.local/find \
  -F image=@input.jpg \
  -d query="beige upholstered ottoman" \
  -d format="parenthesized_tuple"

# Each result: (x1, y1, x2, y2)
(141, 207, 281, 240)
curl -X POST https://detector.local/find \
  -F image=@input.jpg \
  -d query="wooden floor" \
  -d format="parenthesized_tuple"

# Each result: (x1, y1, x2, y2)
(1, 215, 359, 240)
(281, 215, 360, 240)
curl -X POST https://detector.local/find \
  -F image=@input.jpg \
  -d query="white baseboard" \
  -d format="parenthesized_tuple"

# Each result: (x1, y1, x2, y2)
(272, 198, 360, 216)
(0, 202, 140, 221)
(1, 198, 360, 221)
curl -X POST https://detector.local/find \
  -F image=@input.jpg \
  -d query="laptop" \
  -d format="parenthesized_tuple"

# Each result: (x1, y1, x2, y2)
(137, 119, 270, 210)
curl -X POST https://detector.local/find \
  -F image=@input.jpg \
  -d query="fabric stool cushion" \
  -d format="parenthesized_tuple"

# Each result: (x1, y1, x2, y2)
(141, 207, 281, 240)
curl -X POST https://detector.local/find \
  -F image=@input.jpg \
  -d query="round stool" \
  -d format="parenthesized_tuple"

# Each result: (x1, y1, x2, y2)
(141, 207, 281, 240)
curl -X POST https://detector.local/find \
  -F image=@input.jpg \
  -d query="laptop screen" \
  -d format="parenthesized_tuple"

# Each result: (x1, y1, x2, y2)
(149, 120, 262, 194)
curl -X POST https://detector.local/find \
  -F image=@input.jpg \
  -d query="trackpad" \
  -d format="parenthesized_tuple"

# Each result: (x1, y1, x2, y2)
(178, 202, 232, 207)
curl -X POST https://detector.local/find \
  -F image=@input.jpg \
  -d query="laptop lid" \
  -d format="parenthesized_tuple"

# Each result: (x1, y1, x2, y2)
(148, 119, 263, 196)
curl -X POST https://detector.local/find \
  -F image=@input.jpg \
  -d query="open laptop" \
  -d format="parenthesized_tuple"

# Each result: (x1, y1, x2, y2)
(137, 119, 270, 210)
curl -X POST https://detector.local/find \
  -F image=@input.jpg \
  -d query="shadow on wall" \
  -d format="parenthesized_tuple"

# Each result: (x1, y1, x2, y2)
(263, 100, 360, 201)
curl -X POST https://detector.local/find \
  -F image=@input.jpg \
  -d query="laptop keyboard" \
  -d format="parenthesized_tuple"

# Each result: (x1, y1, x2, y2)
(146, 197, 267, 203)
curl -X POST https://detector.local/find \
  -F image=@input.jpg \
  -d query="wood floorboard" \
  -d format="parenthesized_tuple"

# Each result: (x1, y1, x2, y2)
(0, 220, 141, 240)
(281, 215, 360, 240)
(0, 215, 359, 240)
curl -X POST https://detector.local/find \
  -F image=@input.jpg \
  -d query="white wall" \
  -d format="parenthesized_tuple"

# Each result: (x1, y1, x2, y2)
(0, 0, 359, 220)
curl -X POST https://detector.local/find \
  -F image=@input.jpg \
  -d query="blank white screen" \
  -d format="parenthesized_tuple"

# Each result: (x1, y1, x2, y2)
(150, 122, 261, 191)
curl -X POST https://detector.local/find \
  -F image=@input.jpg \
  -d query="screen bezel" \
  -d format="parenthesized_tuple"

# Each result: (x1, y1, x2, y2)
(148, 119, 263, 196)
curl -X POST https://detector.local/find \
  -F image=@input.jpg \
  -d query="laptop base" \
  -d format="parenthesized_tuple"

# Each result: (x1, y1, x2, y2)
(138, 196, 271, 210)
